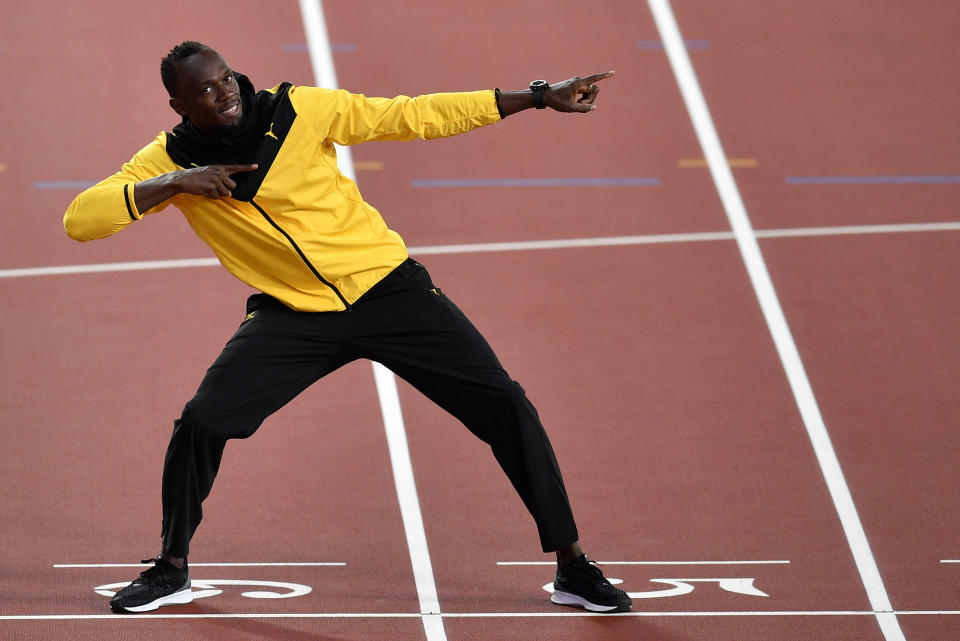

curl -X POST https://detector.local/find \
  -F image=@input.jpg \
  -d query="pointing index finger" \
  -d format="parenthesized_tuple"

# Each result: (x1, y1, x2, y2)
(223, 164, 259, 174)
(581, 71, 616, 85)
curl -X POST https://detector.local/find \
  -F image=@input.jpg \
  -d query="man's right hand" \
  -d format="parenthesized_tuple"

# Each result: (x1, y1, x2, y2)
(133, 164, 259, 213)
(174, 164, 260, 199)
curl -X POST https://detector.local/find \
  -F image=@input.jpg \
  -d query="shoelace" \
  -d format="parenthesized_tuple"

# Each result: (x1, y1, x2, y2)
(134, 558, 162, 580)
(559, 555, 603, 578)
(576, 558, 628, 597)
(134, 556, 186, 583)
(138, 557, 183, 584)
(575, 555, 602, 571)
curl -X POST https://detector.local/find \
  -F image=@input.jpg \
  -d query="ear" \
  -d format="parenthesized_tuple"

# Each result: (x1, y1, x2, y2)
(169, 97, 187, 118)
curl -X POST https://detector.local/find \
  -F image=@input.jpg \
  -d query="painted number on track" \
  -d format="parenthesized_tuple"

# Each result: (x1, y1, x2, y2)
(94, 579, 312, 600)
(543, 577, 769, 599)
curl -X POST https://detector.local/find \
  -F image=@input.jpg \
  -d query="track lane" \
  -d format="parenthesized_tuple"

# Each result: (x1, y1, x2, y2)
(3, 0, 957, 639)
(764, 232, 960, 640)
(671, 0, 960, 230)
(671, 0, 960, 636)
(323, 0, 730, 248)
(393, 246, 883, 634)
(0, 269, 421, 633)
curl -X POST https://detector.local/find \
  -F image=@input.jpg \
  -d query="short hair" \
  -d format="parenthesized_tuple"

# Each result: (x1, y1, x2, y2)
(161, 41, 217, 97)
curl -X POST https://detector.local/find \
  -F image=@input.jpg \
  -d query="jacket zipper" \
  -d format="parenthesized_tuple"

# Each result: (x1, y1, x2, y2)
(249, 199, 352, 311)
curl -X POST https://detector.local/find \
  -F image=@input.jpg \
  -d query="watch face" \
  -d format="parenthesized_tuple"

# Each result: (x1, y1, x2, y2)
(530, 80, 548, 108)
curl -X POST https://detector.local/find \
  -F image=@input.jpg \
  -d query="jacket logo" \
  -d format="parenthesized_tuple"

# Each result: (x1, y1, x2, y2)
(265, 122, 278, 140)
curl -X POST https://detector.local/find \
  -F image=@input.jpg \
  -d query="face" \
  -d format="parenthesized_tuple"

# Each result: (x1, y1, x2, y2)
(169, 49, 243, 133)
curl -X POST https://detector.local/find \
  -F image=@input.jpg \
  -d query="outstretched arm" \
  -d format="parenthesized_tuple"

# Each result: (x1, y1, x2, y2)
(497, 71, 615, 117)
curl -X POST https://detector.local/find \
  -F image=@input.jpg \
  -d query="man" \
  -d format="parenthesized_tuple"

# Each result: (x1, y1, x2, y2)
(64, 41, 630, 614)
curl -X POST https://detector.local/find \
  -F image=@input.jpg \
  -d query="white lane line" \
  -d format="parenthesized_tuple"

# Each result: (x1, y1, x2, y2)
(298, 1, 446, 639)
(647, 2, 905, 641)
(373, 362, 444, 618)
(445, 611, 959, 618)
(53, 562, 345, 568)
(412, 231, 733, 255)
(6, 222, 959, 280)
(297, 0, 354, 183)
(0, 257, 220, 278)
(2, 610, 958, 621)
(755, 221, 960, 238)
(497, 560, 790, 566)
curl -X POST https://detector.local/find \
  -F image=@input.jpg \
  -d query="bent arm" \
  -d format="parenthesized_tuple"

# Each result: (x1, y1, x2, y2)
(132, 163, 259, 211)
(132, 172, 185, 213)
(63, 134, 258, 242)
(63, 136, 179, 242)
(63, 174, 151, 242)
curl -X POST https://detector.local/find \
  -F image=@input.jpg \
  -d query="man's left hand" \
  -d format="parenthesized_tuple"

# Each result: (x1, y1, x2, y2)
(546, 71, 615, 113)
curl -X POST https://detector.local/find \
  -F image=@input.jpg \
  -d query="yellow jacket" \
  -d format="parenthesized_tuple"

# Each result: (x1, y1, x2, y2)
(63, 85, 502, 311)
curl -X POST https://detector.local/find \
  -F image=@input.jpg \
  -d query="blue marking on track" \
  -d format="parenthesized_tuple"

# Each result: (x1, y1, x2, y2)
(786, 175, 960, 185)
(411, 177, 660, 188)
(34, 181, 97, 190)
(283, 42, 357, 53)
(637, 39, 711, 50)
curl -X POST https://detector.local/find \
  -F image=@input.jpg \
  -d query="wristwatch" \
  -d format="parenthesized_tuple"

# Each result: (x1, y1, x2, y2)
(529, 79, 549, 109)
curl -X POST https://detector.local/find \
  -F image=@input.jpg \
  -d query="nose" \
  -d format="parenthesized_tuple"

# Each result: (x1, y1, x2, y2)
(216, 82, 235, 102)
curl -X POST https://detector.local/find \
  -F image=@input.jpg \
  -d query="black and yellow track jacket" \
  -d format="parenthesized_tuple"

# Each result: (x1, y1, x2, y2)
(63, 84, 502, 311)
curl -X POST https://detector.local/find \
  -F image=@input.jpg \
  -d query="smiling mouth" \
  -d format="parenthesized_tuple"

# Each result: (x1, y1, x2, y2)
(219, 100, 241, 117)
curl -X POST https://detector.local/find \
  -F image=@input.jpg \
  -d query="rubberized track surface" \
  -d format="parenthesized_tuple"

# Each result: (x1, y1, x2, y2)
(1, 1, 958, 640)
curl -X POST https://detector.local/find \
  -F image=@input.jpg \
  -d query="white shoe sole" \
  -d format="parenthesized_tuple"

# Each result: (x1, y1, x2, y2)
(117, 586, 193, 613)
(551, 589, 621, 612)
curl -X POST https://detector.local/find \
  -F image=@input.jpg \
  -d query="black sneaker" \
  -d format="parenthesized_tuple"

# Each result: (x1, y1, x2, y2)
(551, 555, 632, 613)
(110, 557, 192, 613)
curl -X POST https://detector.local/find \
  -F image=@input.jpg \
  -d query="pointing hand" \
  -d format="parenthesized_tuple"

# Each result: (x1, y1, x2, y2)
(546, 71, 615, 113)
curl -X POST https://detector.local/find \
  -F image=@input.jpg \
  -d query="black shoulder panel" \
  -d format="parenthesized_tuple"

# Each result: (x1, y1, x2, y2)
(229, 83, 296, 201)
(165, 82, 297, 202)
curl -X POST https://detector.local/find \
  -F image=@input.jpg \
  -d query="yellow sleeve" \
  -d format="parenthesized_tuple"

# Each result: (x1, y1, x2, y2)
(63, 133, 179, 242)
(287, 85, 503, 146)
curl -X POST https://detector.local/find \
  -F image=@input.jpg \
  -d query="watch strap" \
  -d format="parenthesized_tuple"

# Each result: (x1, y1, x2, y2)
(530, 80, 548, 109)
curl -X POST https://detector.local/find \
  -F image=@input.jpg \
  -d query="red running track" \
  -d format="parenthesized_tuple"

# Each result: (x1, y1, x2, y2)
(1, 1, 958, 640)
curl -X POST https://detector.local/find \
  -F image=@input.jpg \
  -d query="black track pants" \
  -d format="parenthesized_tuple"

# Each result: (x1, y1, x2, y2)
(160, 259, 579, 557)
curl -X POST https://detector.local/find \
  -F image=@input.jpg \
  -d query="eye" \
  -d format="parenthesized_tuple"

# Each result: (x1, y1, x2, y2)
(200, 86, 212, 95)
